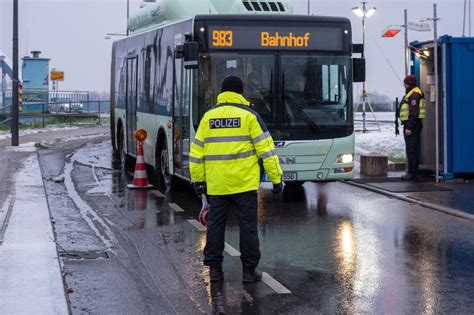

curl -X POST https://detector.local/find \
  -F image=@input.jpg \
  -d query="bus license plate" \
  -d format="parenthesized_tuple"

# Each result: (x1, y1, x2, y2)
(283, 172, 297, 181)
(262, 172, 297, 182)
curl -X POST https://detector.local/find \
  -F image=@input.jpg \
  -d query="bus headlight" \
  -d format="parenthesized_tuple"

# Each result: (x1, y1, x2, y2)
(336, 154, 353, 164)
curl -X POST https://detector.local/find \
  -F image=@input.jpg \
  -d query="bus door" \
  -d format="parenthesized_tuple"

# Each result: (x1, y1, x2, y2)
(126, 56, 138, 155)
(173, 57, 191, 178)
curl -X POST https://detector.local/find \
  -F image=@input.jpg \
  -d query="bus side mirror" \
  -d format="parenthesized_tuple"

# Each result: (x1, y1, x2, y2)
(353, 58, 366, 83)
(183, 42, 199, 69)
(175, 45, 185, 59)
(352, 44, 364, 54)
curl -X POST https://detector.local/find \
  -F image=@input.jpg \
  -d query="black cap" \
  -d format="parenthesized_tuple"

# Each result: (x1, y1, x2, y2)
(221, 75, 244, 94)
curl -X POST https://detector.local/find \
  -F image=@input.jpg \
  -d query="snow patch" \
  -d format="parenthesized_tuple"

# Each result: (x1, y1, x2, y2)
(355, 123, 405, 160)
(0, 126, 79, 140)
(4, 142, 37, 152)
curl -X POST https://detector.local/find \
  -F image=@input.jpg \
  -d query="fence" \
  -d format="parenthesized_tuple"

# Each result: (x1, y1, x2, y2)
(0, 99, 110, 128)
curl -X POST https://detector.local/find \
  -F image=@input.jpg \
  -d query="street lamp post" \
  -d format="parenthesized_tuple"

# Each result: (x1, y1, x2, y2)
(352, 2, 376, 133)
(12, 0, 19, 146)
(0, 55, 5, 109)
(404, 9, 409, 77)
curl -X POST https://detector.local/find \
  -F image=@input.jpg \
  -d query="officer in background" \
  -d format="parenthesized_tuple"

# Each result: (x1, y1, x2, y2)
(190, 75, 283, 283)
(399, 74, 426, 180)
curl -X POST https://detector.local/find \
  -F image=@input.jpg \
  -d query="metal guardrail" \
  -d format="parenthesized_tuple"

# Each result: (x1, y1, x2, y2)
(0, 100, 110, 128)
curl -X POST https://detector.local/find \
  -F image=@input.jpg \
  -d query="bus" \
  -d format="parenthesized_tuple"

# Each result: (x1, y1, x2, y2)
(110, 0, 365, 188)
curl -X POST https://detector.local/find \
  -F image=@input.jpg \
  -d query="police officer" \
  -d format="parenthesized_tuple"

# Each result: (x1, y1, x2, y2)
(190, 75, 283, 283)
(399, 75, 426, 180)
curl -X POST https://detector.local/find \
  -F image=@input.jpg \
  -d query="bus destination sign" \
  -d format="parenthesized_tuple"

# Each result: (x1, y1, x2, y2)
(208, 25, 344, 51)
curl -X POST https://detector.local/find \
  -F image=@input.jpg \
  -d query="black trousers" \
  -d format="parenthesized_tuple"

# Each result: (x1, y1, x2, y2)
(404, 120, 423, 173)
(203, 191, 260, 271)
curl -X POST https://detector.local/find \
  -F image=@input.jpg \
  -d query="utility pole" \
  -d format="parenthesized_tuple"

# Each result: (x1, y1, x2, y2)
(307, 0, 310, 15)
(361, 2, 368, 133)
(433, 3, 440, 182)
(464, 0, 467, 36)
(12, 0, 19, 146)
(404, 9, 409, 77)
(127, 0, 130, 36)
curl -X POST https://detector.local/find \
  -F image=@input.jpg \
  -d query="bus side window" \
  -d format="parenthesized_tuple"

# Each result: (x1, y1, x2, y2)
(118, 58, 127, 109)
(144, 46, 155, 113)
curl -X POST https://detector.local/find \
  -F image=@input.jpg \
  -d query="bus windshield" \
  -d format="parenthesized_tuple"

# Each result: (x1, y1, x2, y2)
(282, 55, 351, 131)
(194, 52, 352, 140)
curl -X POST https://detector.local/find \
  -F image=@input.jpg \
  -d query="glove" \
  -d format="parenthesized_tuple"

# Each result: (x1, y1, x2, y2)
(193, 182, 206, 196)
(271, 182, 283, 194)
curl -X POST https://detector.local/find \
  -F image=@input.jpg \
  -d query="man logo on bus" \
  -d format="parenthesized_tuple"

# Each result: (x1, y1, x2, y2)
(279, 156, 296, 164)
(261, 32, 310, 48)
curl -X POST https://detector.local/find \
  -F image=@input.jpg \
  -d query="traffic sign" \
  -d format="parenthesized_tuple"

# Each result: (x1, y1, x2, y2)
(407, 21, 432, 32)
(50, 70, 64, 81)
(382, 26, 401, 38)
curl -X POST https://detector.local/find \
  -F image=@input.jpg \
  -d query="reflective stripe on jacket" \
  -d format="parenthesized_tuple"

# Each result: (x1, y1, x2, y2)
(190, 91, 283, 195)
(400, 87, 426, 121)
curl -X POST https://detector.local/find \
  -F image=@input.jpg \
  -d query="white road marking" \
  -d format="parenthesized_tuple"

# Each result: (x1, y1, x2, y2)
(187, 219, 207, 232)
(262, 272, 292, 294)
(64, 161, 116, 249)
(224, 242, 241, 256)
(168, 203, 185, 213)
(186, 221, 291, 295)
(151, 190, 165, 198)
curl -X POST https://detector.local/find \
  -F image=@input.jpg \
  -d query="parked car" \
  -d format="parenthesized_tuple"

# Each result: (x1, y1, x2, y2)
(50, 102, 84, 113)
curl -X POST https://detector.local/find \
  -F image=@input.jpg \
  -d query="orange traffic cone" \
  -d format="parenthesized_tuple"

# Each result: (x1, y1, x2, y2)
(127, 141, 154, 189)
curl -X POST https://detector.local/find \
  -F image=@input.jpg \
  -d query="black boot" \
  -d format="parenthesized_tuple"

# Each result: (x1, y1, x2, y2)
(242, 269, 262, 283)
(210, 264, 224, 283)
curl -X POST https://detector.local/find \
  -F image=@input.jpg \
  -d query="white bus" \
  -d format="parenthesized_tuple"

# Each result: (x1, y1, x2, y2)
(110, 0, 365, 188)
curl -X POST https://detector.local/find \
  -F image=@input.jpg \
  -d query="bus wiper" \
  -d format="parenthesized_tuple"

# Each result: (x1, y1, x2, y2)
(285, 96, 322, 133)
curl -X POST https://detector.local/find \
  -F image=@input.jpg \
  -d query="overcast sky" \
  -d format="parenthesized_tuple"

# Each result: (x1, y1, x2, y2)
(0, 0, 470, 99)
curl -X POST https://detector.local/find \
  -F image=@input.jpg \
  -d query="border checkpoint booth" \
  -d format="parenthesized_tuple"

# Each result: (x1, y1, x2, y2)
(410, 36, 474, 180)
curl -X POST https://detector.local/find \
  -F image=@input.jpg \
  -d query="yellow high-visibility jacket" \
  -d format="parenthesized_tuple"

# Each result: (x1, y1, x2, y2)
(400, 87, 426, 121)
(190, 91, 282, 195)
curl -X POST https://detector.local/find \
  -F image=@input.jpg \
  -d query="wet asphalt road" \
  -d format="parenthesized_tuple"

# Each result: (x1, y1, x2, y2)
(38, 137, 474, 314)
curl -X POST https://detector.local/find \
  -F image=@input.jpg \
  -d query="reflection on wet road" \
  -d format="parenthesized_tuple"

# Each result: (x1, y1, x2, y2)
(65, 139, 474, 313)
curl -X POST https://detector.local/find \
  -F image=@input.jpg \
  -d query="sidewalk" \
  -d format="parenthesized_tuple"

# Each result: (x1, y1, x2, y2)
(0, 152, 68, 313)
(352, 153, 474, 219)
(0, 126, 109, 313)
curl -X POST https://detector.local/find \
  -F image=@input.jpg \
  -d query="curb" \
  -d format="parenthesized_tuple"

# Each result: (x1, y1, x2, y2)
(0, 195, 14, 245)
(344, 180, 474, 222)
